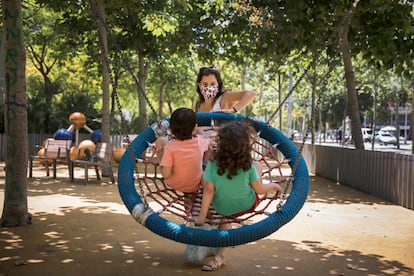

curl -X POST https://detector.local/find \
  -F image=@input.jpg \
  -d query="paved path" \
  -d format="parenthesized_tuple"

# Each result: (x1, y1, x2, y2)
(0, 164, 413, 275)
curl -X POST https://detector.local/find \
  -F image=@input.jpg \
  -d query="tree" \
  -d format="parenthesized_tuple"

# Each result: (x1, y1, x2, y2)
(344, 0, 414, 147)
(25, 3, 62, 133)
(104, 1, 196, 132)
(88, 0, 110, 147)
(22, 0, 103, 134)
(412, 75, 414, 154)
(1, 0, 32, 227)
(338, 0, 363, 149)
(226, 0, 414, 149)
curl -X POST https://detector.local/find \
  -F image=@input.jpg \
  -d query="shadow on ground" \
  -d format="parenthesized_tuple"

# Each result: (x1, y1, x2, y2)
(0, 165, 413, 276)
(1, 209, 412, 275)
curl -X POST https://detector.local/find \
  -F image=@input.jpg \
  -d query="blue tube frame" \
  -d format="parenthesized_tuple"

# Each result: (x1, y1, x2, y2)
(118, 112, 309, 247)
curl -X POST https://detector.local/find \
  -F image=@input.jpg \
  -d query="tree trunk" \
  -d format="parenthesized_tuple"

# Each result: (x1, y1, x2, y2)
(311, 65, 316, 144)
(0, 25, 3, 104)
(1, 0, 32, 227)
(371, 72, 378, 150)
(89, 0, 111, 175)
(277, 74, 282, 130)
(44, 76, 53, 133)
(90, 0, 110, 144)
(158, 80, 167, 118)
(240, 64, 246, 116)
(136, 55, 149, 133)
(411, 75, 414, 154)
(395, 92, 401, 149)
(26, 45, 56, 133)
(339, 24, 364, 149)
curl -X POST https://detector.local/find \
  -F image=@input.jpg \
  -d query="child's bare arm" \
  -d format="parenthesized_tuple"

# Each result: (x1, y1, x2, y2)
(160, 166, 173, 179)
(194, 181, 214, 225)
(203, 147, 212, 162)
(155, 137, 169, 160)
(251, 180, 282, 195)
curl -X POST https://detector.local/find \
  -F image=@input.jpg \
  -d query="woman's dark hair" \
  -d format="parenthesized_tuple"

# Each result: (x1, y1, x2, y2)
(170, 108, 197, 140)
(214, 121, 256, 179)
(196, 66, 224, 104)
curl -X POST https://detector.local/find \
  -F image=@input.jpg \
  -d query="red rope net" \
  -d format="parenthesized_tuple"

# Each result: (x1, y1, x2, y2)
(135, 137, 290, 226)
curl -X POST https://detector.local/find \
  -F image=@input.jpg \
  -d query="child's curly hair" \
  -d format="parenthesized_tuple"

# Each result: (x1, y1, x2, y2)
(213, 120, 256, 179)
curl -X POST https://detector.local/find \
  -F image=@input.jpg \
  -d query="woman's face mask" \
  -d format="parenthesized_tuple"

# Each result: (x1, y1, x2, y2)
(200, 85, 219, 99)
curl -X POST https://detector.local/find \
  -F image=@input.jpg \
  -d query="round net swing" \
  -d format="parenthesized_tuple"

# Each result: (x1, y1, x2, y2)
(118, 112, 309, 247)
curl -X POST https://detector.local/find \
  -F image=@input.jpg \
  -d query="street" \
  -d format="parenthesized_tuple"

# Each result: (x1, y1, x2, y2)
(298, 138, 413, 155)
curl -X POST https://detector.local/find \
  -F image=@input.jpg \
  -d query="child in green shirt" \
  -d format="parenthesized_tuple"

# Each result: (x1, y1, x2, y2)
(194, 120, 282, 271)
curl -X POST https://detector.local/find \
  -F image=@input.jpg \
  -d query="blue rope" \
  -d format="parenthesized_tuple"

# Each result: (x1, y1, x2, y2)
(118, 112, 309, 247)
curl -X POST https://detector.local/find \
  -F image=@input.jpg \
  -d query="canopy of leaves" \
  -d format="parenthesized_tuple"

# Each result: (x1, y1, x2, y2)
(3, 0, 412, 136)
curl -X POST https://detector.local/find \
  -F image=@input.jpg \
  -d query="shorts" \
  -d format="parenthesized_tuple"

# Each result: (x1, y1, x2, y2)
(228, 193, 260, 218)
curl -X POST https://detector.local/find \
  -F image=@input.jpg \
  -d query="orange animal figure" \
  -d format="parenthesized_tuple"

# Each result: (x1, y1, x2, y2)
(112, 147, 126, 163)
(70, 146, 79, 160)
(37, 148, 53, 165)
(77, 140, 96, 160)
(69, 112, 87, 130)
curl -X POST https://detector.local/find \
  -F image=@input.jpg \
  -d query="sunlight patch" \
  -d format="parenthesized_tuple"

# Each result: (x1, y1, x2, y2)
(27, 259, 44, 264)
(28, 194, 130, 216)
(61, 259, 74, 263)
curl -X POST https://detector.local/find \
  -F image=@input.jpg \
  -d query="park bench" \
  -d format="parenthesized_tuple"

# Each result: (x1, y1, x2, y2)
(69, 142, 115, 185)
(29, 139, 72, 178)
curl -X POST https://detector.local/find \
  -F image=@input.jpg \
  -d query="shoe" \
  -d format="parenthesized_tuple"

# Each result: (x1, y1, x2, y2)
(201, 256, 227, 271)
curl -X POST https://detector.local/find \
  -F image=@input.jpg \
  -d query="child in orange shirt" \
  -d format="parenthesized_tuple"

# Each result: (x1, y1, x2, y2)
(156, 108, 210, 193)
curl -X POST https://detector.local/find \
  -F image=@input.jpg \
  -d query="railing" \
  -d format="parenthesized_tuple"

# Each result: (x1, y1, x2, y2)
(300, 143, 414, 210)
(1, 134, 412, 210)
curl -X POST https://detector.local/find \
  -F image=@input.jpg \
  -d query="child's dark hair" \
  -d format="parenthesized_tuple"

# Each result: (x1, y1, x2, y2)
(214, 120, 256, 179)
(170, 108, 197, 140)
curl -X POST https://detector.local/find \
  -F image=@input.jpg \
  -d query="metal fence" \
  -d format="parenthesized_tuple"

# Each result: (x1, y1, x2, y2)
(1, 134, 413, 210)
(300, 143, 414, 210)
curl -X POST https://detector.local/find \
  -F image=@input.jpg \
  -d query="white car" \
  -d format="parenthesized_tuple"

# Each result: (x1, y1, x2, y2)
(375, 131, 397, 145)
(361, 128, 373, 142)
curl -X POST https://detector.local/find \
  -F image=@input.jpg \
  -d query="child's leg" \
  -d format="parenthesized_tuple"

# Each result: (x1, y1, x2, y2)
(216, 218, 231, 257)
(202, 218, 229, 271)
(183, 191, 197, 216)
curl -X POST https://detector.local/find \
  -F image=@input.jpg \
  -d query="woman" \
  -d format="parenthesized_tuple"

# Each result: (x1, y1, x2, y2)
(195, 66, 256, 113)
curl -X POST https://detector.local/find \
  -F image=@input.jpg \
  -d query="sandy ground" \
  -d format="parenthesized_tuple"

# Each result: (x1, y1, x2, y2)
(0, 162, 414, 276)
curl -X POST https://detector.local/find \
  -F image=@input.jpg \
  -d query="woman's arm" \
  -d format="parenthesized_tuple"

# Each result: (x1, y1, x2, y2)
(221, 90, 257, 113)
(194, 181, 215, 225)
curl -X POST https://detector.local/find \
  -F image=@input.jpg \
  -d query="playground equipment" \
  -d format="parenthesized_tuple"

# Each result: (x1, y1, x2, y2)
(50, 112, 102, 160)
(67, 112, 100, 146)
(112, 146, 125, 163)
(117, 113, 309, 247)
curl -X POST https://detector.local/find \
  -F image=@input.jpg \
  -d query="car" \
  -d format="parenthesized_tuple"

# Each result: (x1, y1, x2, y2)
(291, 130, 302, 140)
(362, 128, 373, 142)
(375, 131, 397, 145)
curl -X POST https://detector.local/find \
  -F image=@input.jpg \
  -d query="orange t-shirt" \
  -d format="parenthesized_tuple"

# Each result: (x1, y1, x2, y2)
(160, 135, 209, 193)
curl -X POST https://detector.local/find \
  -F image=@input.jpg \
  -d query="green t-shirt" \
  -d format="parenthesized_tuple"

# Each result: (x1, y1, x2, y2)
(203, 161, 259, 216)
